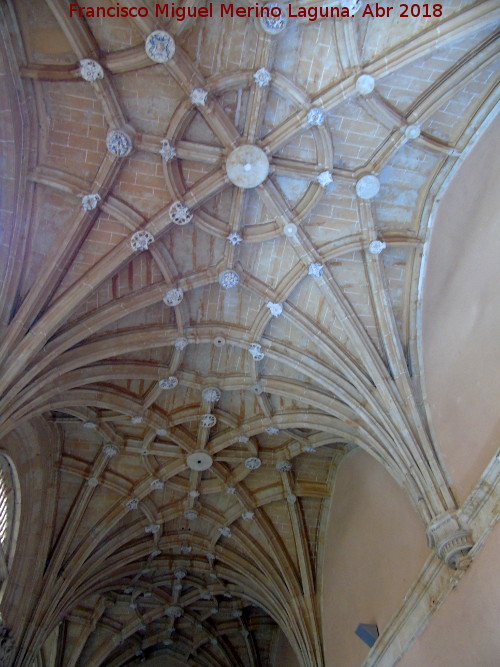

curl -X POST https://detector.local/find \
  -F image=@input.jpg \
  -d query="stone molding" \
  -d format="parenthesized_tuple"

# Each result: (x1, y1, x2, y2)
(200, 414, 217, 428)
(201, 387, 221, 402)
(145, 31, 175, 63)
(106, 129, 133, 157)
(159, 376, 178, 390)
(369, 240, 386, 254)
(260, 3, 288, 34)
(362, 448, 500, 666)
(426, 511, 474, 569)
(130, 230, 154, 251)
(191, 88, 208, 106)
(253, 67, 271, 87)
(227, 232, 242, 246)
(79, 59, 103, 82)
(81, 193, 101, 211)
(248, 343, 264, 361)
(159, 139, 176, 162)
(169, 201, 192, 226)
(218, 270, 240, 289)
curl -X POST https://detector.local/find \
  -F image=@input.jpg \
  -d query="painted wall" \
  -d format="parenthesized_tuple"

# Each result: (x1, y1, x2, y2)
(321, 448, 428, 666)
(400, 520, 500, 667)
(320, 114, 500, 667)
(396, 102, 500, 667)
(421, 113, 500, 503)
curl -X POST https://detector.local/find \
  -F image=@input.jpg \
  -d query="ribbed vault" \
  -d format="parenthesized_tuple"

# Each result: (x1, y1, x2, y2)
(0, 0, 498, 665)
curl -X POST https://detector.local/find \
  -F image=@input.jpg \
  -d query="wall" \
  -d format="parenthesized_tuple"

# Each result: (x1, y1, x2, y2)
(319, 114, 500, 667)
(396, 103, 500, 667)
(321, 449, 428, 667)
(421, 114, 500, 503)
(273, 628, 301, 666)
(400, 520, 500, 667)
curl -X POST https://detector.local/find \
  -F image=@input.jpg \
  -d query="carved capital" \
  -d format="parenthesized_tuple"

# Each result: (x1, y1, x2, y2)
(426, 511, 474, 570)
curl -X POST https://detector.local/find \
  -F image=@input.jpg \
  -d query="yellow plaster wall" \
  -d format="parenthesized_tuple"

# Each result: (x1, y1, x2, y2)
(421, 114, 500, 504)
(320, 448, 428, 666)
(400, 520, 500, 666)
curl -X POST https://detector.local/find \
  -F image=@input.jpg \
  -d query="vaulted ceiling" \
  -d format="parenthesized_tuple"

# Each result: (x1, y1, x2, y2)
(0, 1, 498, 665)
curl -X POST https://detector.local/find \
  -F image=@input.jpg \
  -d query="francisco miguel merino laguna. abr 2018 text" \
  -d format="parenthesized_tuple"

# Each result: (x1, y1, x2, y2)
(69, 2, 361, 21)
(69, 3, 445, 21)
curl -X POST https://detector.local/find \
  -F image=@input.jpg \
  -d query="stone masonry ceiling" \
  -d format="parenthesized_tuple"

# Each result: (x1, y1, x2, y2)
(0, 0, 498, 665)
